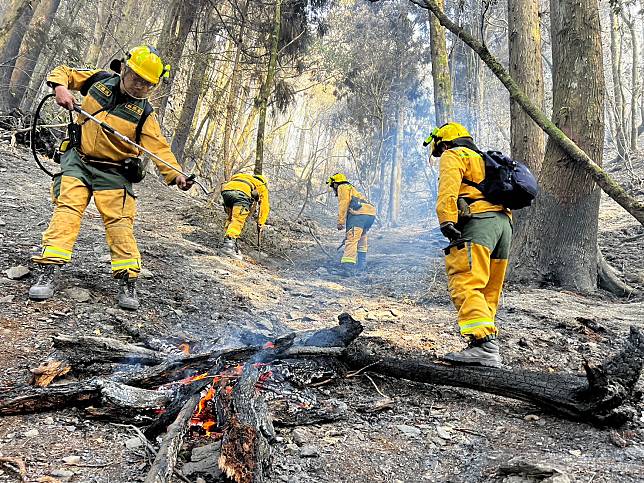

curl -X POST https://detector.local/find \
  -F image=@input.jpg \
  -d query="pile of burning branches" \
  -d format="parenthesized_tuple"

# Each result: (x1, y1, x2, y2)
(1, 313, 644, 482)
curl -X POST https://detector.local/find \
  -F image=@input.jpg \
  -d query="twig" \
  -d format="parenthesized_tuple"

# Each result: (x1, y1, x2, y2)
(0, 456, 27, 481)
(307, 225, 334, 260)
(364, 373, 387, 398)
(110, 423, 157, 455)
(346, 360, 383, 378)
(452, 426, 488, 438)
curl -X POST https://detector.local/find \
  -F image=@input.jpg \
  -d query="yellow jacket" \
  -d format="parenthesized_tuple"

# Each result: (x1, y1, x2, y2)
(436, 147, 510, 225)
(221, 173, 270, 225)
(337, 183, 376, 225)
(47, 65, 182, 184)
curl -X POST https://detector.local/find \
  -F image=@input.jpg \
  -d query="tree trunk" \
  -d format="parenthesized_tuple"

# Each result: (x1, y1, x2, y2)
(171, 24, 219, 160)
(621, 11, 639, 152)
(388, 103, 404, 226)
(609, 8, 628, 158)
(8, 0, 60, 110)
(254, 0, 282, 175)
(156, 0, 199, 121)
(507, 0, 545, 274)
(0, 0, 31, 54)
(85, 0, 112, 67)
(0, 0, 36, 112)
(512, 0, 605, 290)
(428, 0, 452, 125)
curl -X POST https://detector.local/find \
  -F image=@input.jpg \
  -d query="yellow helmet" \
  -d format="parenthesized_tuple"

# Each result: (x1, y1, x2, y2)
(125, 45, 170, 85)
(326, 173, 348, 185)
(423, 122, 472, 156)
(253, 174, 268, 186)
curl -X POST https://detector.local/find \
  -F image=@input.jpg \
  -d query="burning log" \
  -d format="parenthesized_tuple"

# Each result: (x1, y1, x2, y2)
(344, 326, 644, 424)
(144, 392, 202, 483)
(218, 364, 275, 483)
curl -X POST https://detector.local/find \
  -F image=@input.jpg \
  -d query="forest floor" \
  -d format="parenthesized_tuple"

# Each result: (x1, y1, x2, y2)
(1, 143, 644, 482)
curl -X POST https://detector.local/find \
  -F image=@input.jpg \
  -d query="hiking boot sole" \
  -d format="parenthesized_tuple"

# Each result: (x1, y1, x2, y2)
(442, 354, 502, 368)
(118, 299, 140, 311)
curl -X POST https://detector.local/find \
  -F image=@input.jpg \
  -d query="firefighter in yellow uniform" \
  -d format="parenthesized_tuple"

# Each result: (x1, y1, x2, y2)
(427, 122, 512, 367)
(219, 173, 270, 259)
(326, 173, 376, 276)
(29, 45, 194, 310)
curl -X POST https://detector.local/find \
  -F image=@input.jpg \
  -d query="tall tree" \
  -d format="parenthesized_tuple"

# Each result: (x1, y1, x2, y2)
(0, 0, 36, 112)
(428, 0, 452, 125)
(8, 0, 61, 110)
(254, 0, 283, 175)
(512, 0, 605, 290)
(0, 0, 31, 53)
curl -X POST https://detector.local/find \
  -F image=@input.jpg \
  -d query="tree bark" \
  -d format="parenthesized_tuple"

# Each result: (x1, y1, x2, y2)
(506, 0, 545, 275)
(254, 0, 282, 175)
(388, 103, 404, 226)
(156, 0, 199, 121)
(0, 0, 31, 54)
(511, 0, 605, 290)
(428, 0, 452, 125)
(404, 0, 644, 226)
(8, 0, 60, 110)
(0, 0, 36, 112)
(609, 8, 628, 158)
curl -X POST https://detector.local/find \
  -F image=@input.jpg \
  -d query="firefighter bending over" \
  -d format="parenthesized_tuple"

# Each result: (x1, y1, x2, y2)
(29, 45, 193, 310)
(326, 173, 376, 277)
(427, 122, 512, 368)
(219, 173, 270, 259)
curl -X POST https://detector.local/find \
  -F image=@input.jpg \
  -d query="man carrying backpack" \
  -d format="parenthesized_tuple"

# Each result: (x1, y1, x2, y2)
(426, 122, 512, 368)
(29, 45, 194, 310)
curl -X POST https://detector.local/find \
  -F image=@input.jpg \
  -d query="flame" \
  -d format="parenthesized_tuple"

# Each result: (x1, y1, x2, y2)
(262, 341, 275, 349)
(179, 343, 190, 354)
(179, 372, 209, 385)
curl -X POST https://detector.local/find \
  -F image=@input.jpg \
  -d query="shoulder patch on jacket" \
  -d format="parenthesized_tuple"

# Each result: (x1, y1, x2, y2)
(95, 83, 112, 97)
(125, 103, 144, 116)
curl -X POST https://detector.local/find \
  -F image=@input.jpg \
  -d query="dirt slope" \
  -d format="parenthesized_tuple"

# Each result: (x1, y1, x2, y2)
(1, 144, 643, 482)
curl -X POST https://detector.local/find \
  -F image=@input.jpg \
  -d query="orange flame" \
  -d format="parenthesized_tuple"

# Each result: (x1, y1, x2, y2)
(263, 341, 275, 349)
(179, 372, 209, 385)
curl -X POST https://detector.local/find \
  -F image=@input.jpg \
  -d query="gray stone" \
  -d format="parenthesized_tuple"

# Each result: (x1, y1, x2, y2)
(140, 268, 154, 279)
(125, 437, 143, 449)
(396, 424, 421, 438)
(183, 445, 221, 478)
(50, 469, 74, 478)
(99, 254, 111, 263)
(292, 428, 307, 446)
(23, 429, 39, 437)
(6, 265, 30, 280)
(0, 218, 5, 226)
(43, 416, 54, 425)
(299, 445, 319, 458)
(62, 455, 81, 465)
(65, 287, 91, 303)
(196, 478, 207, 483)
(64, 425, 76, 432)
(0, 295, 14, 303)
(436, 426, 452, 440)
(191, 442, 221, 462)
(625, 446, 644, 460)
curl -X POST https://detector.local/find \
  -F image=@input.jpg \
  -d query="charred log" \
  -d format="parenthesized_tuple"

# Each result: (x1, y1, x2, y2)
(0, 379, 102, 415)
(218, 364, 275, 483)
(53, 335, 164, 365)
(344, 326, 644, 425)
(144, 392, 201, 483)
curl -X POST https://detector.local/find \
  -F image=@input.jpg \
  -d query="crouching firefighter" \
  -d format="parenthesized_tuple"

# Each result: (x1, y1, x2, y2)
(29, 45, 194, 310)
(426, 122, 512, 368)
(219, 173, 270, 259)
(326, 173, 376, 276)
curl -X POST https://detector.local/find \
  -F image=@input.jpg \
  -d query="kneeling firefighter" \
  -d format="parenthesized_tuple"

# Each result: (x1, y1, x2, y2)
(29, 45, 194, 310)
(426, 122, 512, 368)
(326, 173, 376, 276)
(219, 173, 270, 259)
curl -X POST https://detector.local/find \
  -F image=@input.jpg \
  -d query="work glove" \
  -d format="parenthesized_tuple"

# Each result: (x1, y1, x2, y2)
(175, 175, 194, 191)
(440, 221, 462, 241)
(337, 223, 345, 231)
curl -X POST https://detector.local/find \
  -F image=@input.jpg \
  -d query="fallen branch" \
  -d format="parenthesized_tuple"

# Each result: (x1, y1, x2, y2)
(344, 326, 644, 424)
(307, 225, 334, 260)
(0, 456, 27, 481)
(53, 335, 164, 365)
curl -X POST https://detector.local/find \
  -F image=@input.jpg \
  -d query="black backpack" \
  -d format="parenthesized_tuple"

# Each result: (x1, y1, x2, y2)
(463, 150, 539, 210)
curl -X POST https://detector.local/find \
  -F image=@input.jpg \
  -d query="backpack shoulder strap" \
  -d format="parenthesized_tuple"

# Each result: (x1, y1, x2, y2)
(80, 71, 114, 96)
(135, 101, 154, 144)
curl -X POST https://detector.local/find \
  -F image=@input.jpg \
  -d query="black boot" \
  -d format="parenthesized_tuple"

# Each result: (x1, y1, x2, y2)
(220, 237, 242, 260)
(339, 263, 356, 277)
(29, 264, 60, 300)
(356, 252, 367, 271)
(118, 277, 140, 310)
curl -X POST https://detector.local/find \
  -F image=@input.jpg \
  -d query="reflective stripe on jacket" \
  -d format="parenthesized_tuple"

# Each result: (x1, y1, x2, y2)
(436, 147, 510, 225)
(46, 65, 182, 184)
(221, 173, 270, 225)
(337, 183, 376, 225)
